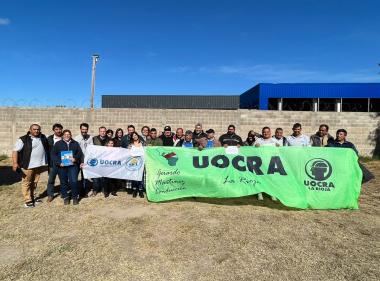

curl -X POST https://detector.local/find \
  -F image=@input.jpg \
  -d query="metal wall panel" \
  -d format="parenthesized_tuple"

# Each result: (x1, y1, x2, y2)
(102, 95, 240, 109)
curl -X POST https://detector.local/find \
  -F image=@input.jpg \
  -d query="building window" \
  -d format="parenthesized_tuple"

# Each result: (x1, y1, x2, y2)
(318, 98, 337, 111)
(342, 98, 369, 112)
(281, 98, 313, 111)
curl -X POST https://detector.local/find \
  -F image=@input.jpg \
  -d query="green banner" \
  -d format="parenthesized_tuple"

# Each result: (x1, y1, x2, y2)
(145, 147, 362, 209)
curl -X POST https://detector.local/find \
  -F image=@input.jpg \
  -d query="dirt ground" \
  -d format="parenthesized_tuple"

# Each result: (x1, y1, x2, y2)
(0, 159, 379, 281)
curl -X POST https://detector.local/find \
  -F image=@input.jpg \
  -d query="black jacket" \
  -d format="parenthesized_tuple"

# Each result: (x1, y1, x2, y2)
(327, 140, 359, 155)
(219, 133, 243, 146)
(159, 133, 175, 147)
(47, 135, 60, 166)
(120, 134, 145, 148)
(53, 139, 83, 166)
(18, 133, 49, 169)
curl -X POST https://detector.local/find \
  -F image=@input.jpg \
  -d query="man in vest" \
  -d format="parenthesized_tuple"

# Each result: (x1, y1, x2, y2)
(12, 124, 49, 208)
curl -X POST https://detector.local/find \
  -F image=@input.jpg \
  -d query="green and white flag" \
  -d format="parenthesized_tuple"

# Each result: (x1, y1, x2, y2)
(145, 146, 362, 209)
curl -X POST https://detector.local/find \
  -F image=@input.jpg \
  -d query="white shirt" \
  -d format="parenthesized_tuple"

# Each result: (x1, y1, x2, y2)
(13, 136, 47, 169)
(254, 138, 277, 147)
(286, 134, 311, 147)
(53, 135, 62, 144)
(74, 134, 93, 154)
(272, 137, 286, 147)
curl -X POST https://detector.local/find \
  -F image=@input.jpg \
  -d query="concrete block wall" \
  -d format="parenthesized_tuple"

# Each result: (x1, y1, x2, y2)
(0, 107, 378, 156)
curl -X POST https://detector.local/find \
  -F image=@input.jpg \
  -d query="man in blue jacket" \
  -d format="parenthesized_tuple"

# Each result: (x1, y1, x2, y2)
(53, 129, 83, 205)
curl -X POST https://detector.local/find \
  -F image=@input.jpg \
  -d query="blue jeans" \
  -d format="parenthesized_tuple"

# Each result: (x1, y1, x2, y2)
(47, 166, 59, 197)
(58, 165, 79, 199)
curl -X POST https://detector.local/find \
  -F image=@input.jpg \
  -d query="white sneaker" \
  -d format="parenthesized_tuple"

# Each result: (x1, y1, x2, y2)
(24, 202, 35, 208)
(257, 193, 264, 201)
(271, 196, 277, 201)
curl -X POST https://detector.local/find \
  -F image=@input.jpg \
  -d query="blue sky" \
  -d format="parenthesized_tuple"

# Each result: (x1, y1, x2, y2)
(0, 0, 379, 107)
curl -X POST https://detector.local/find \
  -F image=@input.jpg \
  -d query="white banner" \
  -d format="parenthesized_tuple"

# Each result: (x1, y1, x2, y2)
(83, 145, 144, 181)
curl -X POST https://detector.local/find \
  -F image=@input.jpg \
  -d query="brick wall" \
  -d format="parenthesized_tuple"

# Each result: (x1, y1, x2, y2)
(0, 107, 378, 156)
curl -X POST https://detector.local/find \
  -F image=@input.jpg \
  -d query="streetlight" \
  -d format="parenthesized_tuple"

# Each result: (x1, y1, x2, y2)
(90, 54, 100, 110)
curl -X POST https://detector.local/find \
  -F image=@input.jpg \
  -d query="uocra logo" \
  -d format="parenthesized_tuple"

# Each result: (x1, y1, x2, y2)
(304, 158, 335, 191)
(87, 158, 99, 167)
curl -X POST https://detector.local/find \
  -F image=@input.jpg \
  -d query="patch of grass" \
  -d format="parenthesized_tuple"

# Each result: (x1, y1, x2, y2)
(0, 154, 8, 161)
(359, 155, 380, 162)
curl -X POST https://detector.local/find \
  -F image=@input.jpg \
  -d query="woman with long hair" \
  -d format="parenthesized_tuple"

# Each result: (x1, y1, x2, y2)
(129, 132, 145, 198)
(113, 128, 124, 147)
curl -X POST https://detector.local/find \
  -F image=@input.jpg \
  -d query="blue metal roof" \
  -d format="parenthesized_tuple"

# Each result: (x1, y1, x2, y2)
(240, 83, 380, 109)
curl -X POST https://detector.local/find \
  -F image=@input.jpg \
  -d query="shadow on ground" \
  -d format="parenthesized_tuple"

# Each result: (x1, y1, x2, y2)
(0, 167, 21, 186)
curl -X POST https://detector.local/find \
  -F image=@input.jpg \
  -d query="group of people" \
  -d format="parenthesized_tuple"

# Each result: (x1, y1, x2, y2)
(12, 122, 358, 208)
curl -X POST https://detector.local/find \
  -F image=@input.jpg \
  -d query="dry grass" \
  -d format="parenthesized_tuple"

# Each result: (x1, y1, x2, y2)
(0, 159, 379, 281)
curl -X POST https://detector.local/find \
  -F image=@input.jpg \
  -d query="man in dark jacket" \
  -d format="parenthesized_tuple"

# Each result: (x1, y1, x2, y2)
(310, 124, 334, 147)
(219, 124, 243, 147)
(327, 129, 358, 155)
(328, 129, 374, 183)
(121, 125, 145, 148)
(46, 123, 63, 202)
(92, 126, 108, 196)
(12, 124, 49, 208)
(192, 123, 207, 147)
(93, 126, 109, 146)
(53, 129, 83, 205)
(160, 126, 175, 146)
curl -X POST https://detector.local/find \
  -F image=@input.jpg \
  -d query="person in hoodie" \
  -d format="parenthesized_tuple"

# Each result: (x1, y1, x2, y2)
(219, 124, 243, 147)
(46, 123, 63, 202)
(310, 124, 334, 147)
(192, 123, 207, 147)
(53, 129, 83, 205)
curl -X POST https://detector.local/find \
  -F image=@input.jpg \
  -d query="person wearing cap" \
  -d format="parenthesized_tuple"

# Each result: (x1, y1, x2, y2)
(193, 123, 207, 147)
(146, 128, 163, 146)
(176, 130, 194, 148)
(198, 129, 221, 149)
(219, 124, 243, 147)
(160, 126, 175, 146)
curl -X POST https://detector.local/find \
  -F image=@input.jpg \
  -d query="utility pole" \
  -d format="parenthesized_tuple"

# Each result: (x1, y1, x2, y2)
(90, 54, 100, 110)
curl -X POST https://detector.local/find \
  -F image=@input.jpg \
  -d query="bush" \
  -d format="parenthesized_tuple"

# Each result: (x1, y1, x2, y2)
(0, 154, 8, 161)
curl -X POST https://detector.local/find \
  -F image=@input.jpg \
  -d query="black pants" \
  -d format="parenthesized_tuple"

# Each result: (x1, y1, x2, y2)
(131, 180, 143, 191)
(104, 178, 118, 195)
